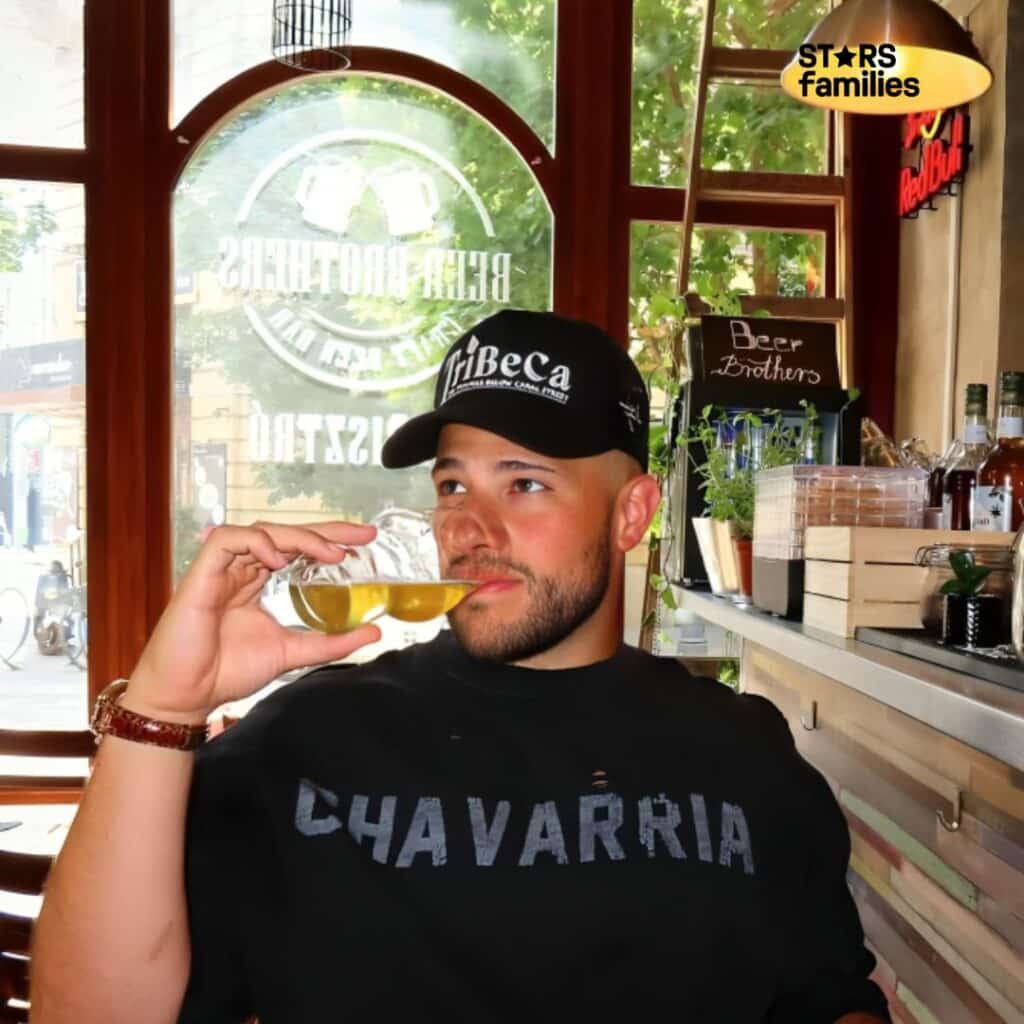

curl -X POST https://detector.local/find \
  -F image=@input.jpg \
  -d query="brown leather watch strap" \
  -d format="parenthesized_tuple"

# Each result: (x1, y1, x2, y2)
(90, 679, 209, 751)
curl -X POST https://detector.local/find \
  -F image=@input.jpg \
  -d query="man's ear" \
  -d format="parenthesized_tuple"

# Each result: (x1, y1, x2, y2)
(615, 474, 662, 552)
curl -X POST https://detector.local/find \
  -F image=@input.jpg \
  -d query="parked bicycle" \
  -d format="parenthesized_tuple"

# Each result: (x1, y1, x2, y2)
(0, 586, 31, 670)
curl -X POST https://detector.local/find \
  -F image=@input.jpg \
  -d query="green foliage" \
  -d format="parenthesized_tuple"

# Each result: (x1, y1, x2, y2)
(649, 572, 679, 610)
(940, 550, 993, 597)
(714, 0, 831, 49)
(629, 0, 831, 389)
(443, 0, 556, 147)
(677, 402, 818, 540)
(717, 658, 740, 691)
(20, 201, 58, 255)
(0, 194, 57, 273)
(630, 0, 829, 187)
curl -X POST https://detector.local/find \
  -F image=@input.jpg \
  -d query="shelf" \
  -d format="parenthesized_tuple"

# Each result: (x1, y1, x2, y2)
(676, 587, 1024, 770)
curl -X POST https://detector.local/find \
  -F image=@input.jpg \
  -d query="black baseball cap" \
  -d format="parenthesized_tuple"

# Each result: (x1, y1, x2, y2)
(381, 309, 650, 472)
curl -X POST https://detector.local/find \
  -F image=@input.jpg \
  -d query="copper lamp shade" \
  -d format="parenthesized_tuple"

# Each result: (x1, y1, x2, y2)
(781, 0, 993, 114)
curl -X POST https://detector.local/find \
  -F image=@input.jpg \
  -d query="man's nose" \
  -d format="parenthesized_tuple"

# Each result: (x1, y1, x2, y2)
(437, 496, 507, 557)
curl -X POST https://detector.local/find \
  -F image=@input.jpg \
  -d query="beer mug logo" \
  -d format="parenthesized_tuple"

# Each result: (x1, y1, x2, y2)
(371, 165, 441, 238)
(228, 129, 523, 393)
(294, 159, 368, 236)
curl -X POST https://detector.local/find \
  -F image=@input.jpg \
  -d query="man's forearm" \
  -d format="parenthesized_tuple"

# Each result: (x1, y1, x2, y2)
(30, 725, 198, 1024)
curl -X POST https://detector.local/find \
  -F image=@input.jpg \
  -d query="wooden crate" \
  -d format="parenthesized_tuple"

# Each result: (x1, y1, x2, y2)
(803, 527, 1015, 637)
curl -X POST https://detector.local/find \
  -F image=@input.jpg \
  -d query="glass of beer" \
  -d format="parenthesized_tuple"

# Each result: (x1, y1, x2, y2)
(282, 508, 478, 634)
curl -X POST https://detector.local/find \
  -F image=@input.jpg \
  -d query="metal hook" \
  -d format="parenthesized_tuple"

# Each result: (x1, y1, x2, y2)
(937, 791, 962, 832)
(800, 699, 817, 731)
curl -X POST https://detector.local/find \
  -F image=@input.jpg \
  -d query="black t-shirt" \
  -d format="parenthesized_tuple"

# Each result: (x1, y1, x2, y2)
(179, 632, 889, 1023)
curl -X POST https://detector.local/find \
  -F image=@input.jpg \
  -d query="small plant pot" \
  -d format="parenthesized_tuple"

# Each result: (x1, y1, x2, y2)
(711, 519, 741, 593)
(943, 594, 1003, 649)
(733, 538, 753, 599)
(691, 517, 728, 595)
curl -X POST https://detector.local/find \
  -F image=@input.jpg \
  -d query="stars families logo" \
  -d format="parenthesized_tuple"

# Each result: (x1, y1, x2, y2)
(795, 43, 921, 101)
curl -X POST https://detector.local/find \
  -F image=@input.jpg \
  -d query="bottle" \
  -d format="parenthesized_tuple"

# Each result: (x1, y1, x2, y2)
(716, 419, 737, 478)
(928, 439, 959, 508)
(800, 426, 821, 466)
(942, 383, 991, 530)
(974, 371, 1024, 532)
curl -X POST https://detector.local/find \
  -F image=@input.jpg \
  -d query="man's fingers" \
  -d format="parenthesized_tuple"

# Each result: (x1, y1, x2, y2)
(190, 525, 288, 574)
(273, 520, 378, 544)
(250, 521, 379, 564)
(197, 521, 377, 574)
(280, 622, 382, 673)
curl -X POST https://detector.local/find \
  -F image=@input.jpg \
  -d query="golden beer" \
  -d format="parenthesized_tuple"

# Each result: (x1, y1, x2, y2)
(289, 580, 478, 634)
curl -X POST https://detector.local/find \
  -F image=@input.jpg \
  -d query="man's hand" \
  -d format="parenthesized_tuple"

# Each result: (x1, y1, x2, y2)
(835, 1014, 889, 1023)
(125, 519, 382, 721)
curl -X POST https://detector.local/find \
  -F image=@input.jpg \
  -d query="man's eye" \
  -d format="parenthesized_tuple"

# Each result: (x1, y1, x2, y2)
(512, 479, 546, 494)
(437, 479, 465, 496)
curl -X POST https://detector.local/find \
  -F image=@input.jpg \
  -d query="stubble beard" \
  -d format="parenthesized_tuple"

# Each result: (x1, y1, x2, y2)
(446, 527, 612, 663)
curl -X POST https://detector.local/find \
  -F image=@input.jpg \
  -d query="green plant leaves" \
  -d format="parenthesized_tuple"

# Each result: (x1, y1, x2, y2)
(940, 550, 993, 596)
(648, 573, 678, 612)
(949, 549, 974, 578)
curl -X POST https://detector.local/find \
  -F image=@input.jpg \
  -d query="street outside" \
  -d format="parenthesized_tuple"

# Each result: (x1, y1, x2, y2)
(0, 544, 90, 784)
(0, 542, 445, 774)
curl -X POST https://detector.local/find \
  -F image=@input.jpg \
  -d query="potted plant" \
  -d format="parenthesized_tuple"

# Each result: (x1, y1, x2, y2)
(677, 404, 819, 602)
(941, 550, 1003, 649)
(676, 405, 744, 597)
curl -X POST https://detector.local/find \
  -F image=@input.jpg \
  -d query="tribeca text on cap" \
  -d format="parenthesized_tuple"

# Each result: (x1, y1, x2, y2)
(380, 309, 650, 472)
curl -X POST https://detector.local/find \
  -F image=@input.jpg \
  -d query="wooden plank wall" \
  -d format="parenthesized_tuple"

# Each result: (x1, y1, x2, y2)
(743, 643, 1024, 1024)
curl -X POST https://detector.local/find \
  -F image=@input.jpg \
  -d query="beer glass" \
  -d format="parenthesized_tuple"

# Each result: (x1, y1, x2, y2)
(282, 508, 477, 633)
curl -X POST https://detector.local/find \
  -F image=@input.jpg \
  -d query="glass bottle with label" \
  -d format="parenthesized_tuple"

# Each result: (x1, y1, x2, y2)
(973, 371, 1024, 532)
(942, 383, 991, 530)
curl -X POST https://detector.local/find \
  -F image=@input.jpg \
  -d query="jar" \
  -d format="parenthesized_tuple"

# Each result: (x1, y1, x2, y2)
(915, 544, 1013, 638)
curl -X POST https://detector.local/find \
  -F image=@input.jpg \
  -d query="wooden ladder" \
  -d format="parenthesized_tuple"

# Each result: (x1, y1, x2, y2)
(676, 0, 853, 380)
(641, 2, 854, 654)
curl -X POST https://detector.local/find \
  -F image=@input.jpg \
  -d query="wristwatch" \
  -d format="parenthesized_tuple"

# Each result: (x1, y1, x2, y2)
(90, 678, 209, 751)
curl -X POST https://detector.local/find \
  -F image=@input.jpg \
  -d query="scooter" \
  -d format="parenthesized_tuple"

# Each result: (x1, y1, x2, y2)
(34, 560, 71, 655)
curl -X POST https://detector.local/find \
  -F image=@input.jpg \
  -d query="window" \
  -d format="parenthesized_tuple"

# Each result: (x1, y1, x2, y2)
(174, 0, 557, 148)
(172, 75, 553, 660)
(0, 180, 87, 727)
(630, 221, 826, 383)
(632, 0, 703, 188)
(632, 0, 830, 186)
(690, 227, 826, 298)
(0, 3, 887, 733)
(703, 83, 826, 174)
(0, 0, 84, 148)
(713, 0, 831, 49)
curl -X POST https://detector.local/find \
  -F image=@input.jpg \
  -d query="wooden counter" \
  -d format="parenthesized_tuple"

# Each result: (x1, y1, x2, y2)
(679, 589, 1024, 1024)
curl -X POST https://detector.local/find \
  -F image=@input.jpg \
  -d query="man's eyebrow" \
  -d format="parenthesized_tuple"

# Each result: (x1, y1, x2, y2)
(496, 459, 558, 474)
(431, 457, 558, 476)
(431, 456, 462, 476)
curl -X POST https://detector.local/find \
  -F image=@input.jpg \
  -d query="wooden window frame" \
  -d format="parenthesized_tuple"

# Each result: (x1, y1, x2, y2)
(0, 0, 898, 715)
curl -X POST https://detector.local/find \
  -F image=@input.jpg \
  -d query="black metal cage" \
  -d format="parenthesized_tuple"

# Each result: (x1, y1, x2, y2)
(272, 0, 353, 72)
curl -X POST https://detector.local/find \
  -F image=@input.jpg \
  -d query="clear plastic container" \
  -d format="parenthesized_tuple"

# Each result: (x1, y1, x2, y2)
(753, 465, 929, 560)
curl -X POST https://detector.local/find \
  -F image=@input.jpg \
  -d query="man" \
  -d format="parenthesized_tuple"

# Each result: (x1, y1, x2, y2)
(31, 311, 890, 1023)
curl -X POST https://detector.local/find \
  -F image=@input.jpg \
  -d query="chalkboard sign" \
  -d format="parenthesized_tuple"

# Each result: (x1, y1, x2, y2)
(692, 316, 840, 389)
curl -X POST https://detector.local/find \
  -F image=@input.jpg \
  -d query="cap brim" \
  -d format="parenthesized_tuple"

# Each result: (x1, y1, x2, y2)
(381, 390, 619, 469)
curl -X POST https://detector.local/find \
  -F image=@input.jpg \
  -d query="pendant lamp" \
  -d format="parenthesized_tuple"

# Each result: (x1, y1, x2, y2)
(780, 0, 992, 114)
(272, 0, 353, 72)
